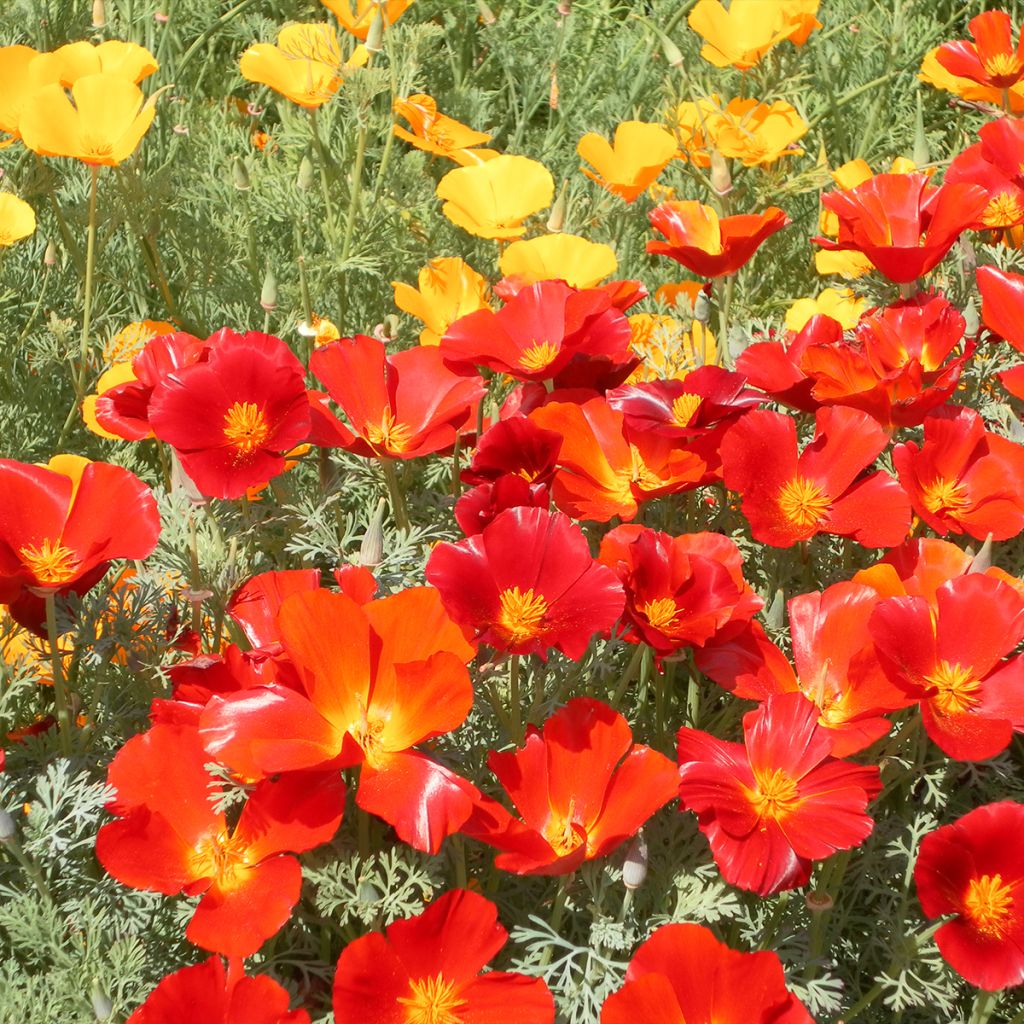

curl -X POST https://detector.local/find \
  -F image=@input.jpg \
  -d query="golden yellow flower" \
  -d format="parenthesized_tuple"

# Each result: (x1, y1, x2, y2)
(41, 39, 158, 86)
(393, 93, 495, 164)
(785, 288, 865, 332)
(102, 319, 175, 364)
(577, 120, 678, 203)
(0, 193, 36, 246)
(393, 257, 492, 346)
(710, 99, 807, 167)
(436, 155, 554, 239)
(688, 0, 820, 70)
(498, 234, 617, 289)
(320, 0, 414, 40)
(19, 72, 158, 166)
(0, 44, 60, 147)
(626, 314, 717, 382)
(239, 23, 367, 109)
(298, 314, 342, 347)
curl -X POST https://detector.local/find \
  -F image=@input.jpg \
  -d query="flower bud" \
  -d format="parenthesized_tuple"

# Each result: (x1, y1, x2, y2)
(359, 498, 387, 568)
(297, 154, 316, 192)
(365, 10, 385, 53)
(962, 296, 979, 337)
(968, 534, 994, 574)
(709, 149, 732, 197)
(660, 32, 684, 68)
(260, 265, 278, 312)
(92, 0, 106, 27)
(693, 288, 712, 325)
(44, 239, 58, 267)
(232, 156, 250, 191)
(764, 587, 785, 630)
(546, 179, 567, 233)
(476, 0, 497, 25)
(0, 806, 15, 843)
(806, 891, 834, 912)
(557, 0, 573, 16)
(91, 982, 113, 1021)
(622, 831, 648, 890)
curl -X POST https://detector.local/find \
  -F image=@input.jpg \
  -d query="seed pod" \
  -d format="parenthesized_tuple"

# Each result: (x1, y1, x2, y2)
(260, 265, 278, 312)
(622, 831, 648, 890)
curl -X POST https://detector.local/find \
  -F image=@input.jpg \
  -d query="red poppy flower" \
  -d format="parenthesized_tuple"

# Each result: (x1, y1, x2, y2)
(441, 280, 633, 383)
(425, 506, 624, 660)
(127, 956, 310, 1024)
(463, 698, 678, 874)
(94, 331, 208, 440)
(454, 476, 551, 536)
(0, 455, 160, 630)
(309, 334, 485, 458)
(720, 406, 910, 548)
(148, 330, 310, 500)
(915, 801, 1024, 991)
(677, 692, 882, 896)
(978, 264, 1024, 353)
(461, 416, 562, 487)
(893, 406, 1024, 541)
(1001, 363, 1024, 400)
(601, 922, 814, 1024)
(333, 889, 554, 1024)
(647, 201, 790, 278)
(597, 525, 761, 657)
(96, 723, 345, 957)
(945, 119, 1024, 232)
(814, 174, 989, 284)
(199, 587, 478, 853)
(869, 573, 1024, 761)
(528, 396, 707, 522)
(936, 11, 1024, 90)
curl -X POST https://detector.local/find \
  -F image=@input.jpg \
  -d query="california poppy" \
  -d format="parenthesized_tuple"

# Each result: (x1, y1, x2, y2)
(677, 692, 882, 896)
(393, 93, 495, 164)
(785, 288, 865, 332)
(945, 120, 1024, 233)
(920, 44, 1024, 111)
(332, 889, 554, 1024)
(936, 11, 1024, 91)
(498, 234, 618, 292)
(978, 264, 1024, 353)
(463, 698, 678, 874)
(915, 801, 1024, 991)
(44, 39, 158, 86)
(0, 193, 36, 246)
(0, 44, 57, 147)
(392, 256, 492, 346)
(577, 121, 678, 203)
(687, 0, 820, 70)
(320, 0, 414, 40)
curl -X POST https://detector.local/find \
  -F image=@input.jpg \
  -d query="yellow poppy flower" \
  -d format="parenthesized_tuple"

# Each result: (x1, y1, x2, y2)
(102, 319, 175, 364)
(320, 0, 414, 40)
(41, 39, 158, 86)
(82, 362, 138, 440)
(626, 314, 717, 382)
(577, 120, 678, 203)
(393, 256, 492, 346)
(0, 193, 37, 246)
(393, 93, 495, 164)
(436, 155, 554, 239)
(0, 44, 60, 147)
(298, 314, 342, 347)
(239, 23, 367, 110)
(710, 99, 807, 167)
(688, 0, 820, 70)
(19, 72, 157, 166)
(919, 46, 1024, 112)
(784, 288, 865, 332)
(498, 234, 617, 289)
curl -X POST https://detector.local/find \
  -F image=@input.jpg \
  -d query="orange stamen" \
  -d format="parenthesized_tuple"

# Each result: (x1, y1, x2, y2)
(496, 587, 548, 644)
(963, 873, 1014, 937)
(19, 540, 81, 586)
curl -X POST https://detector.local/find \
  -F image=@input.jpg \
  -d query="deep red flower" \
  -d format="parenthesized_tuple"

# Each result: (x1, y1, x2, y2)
(601, 922, 814, 1024)
(333, 889, 554, 1024)
(199, 587, 478, 853)
(720, 406, 911, 548)
(127, 956, 310, 1024)
(461, 415, 562, 486)
(915, 801, 1024, 991)
(647, 201, 789, 278)
(148, 330, 310, 500)
(96, 723, 345, 957)
(463, 698, 678, 874)
(309, 334, 485, 458)
(0, 455, 160, 631)
(677, 692, 882, 896)
(441, 280, 633, 383)
(869, 573, 1024, 761)
(454, 476, 550, 536)
(425, 506, 624, 660)
(978, 264, 1024, 353)
(813, 174, 989, 283)
(936, 11, 1024, 90)
(597, 525, 761, 657)
(893, 406, 1024, 541)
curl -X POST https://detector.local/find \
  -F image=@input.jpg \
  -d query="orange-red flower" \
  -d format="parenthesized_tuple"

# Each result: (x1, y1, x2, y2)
(127, 956, 310, 1024)
(310, 334, 484, 459)
(979, 263, 1024, 353)
(720, 406, 911, 548)
(945, 118, 1024, 233)
(601, 923, 814, 1024)
(647, 201, 789, 278)
(677, 692, 882, 896)
(464, 698, 678, 874)
(96, 723, 345, 957)
(426, 507, 624, 661)
(936, 11, 1024, 91)
(915, 802, 1024, 991)
(814, 174, 989, 283)
(333, 889, 554, 1024)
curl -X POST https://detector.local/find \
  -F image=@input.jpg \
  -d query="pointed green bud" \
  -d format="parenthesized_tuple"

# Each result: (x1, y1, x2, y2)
(476, 0, 497, 25)
(260, 265, 278, 312)
(232, 156, 250, 191)
(764, 587, 786, 630)
(365, 10, 385, 53)
(622, 832, 648, 890)
(546, 179, 568, 232)
(297, 154, 316, 192)
(360, 498, 387, 568)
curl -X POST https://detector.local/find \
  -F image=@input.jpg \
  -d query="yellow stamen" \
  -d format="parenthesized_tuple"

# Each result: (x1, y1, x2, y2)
(398, 974, 467, 1024)
(190, 830, 249, 891)
(496, 586, 548, 644)
(641, 597, 678, 632)
(223, 401, 271, 455)
(670, 392, 702, 427)
(519, 340, 559, 373)
(544, 806, 584, 857)
(348, 694, 388, 769)
(983, 53, 1024, 80)
(963, 873, 1014, 938)
(777, 477, 831, 528)
(748, 768, 800, 821)
(365, 409, 414, 453)
(982, 192, 1024, 229)
(926, 661, 981, 715)
(921, 477, 970, 516)
(19, 540, 81, 586)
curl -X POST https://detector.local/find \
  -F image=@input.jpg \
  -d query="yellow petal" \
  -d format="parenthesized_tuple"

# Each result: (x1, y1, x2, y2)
(0, 193, 36, 246)
(52, 40, 158, 86)
(499, 234, 617, 289)
(393, 256, 491, 344)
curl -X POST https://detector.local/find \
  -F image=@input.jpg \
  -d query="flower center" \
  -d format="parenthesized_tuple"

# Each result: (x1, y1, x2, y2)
(925, 660, 981, 715)
(19, 540, 81, 586)
(777, 477, 831, 528)
(640, 597, 678, 632)
(544, 805, 585, 857)
(963, 873, 1014, 938)
(190, 830, 249, 891)
(365, 409, 414, 453)
(982, 191, 1024, 228)
(348, 694, 388, 769)
(223, 401, 271, 455)
(922, 477, 970, 516)
(670, 392, 702, 427)
(496, 586, 548, 644)
(398, 974, 467, 1024)
(982, 53, 1024, 82)
(749, 768, 800, 822)
(518, 340, 559, 374)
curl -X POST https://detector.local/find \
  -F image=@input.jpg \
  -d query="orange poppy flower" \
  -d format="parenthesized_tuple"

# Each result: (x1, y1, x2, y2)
(936, 11, 1024, 91)
(392, 256, 492, 346)
(577, 121, 678, 203)
(0, 44, 59, 147)
(320, 0, 414, 40)
(920, 45, 1024, 111)
(393, 92, 495, 165)
(687, 0, 820, 70)
(41, 39, 158, 86)
(0, 193, 35, 246)
(674, 97, 807, 169)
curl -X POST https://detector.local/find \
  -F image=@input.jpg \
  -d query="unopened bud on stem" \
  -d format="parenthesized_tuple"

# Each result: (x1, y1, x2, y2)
(92, 0, 106, 28)
(260, 265, 278, 312)
(622, 832, 648, 890)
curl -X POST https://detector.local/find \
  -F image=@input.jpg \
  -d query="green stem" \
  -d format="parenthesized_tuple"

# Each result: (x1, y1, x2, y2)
(175, 0, 260, 75)
(44, 594, 72, 756)
(357, 804, 371, 861)
(379, 457, 410, 532)
(15, 266, 50, 348)
(0, 831, 53, 903)
(969, 991, 999, 1024)
(76, 165, 100, 399)
(340, 123, 369, 264)
(717, 273, 735, 368)
(610, 644, 644, 707)
(509, 654, 522, 744)
(188, 512, 202, 643)
(309, 108, 339, 245)
(539, 874, 571, 967)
